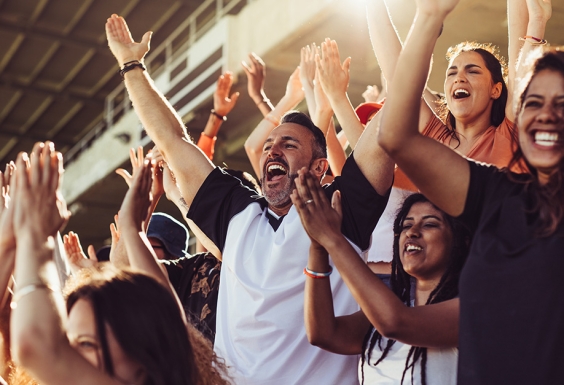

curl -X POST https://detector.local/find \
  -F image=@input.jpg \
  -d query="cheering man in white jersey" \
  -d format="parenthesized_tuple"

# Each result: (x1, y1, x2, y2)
(106, 14, 394, 385)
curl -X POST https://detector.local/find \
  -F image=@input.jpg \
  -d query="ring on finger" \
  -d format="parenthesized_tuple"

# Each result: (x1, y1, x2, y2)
(305, 199, 313, 205)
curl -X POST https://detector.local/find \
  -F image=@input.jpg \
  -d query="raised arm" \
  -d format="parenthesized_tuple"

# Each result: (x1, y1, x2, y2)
(242, 53, 274, 116)
(105, 14, 213, 208)
(293, 181, 372, 354)
(243, 66, 304, 177)
(292, 169, 459, 348)
(378, 0, 470, 216)
(316, 39, 364, 150)
(366, 0, 435, 126)
(117, 157, 183, 307)
(10, 143, 121, 385)
(506, 0, 552, 122)
(198, 72, 240, 160)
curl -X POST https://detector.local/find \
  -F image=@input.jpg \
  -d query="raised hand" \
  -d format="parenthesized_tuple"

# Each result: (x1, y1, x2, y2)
(316, 39, 351, 101)
(300, 44, 318, 91)
(284, 66, 305, 105)
(63, 231, 98, 274)
(526, 0, 552, 23)
(116, 146, 144, 187)
(152, 147, 180, 201)
(12, 142, 69, 241)
(362, 85, 381, 103)
(290, 168, 343, 247)
(119, 157, 154, 232)
(105, 14, 152, 66)
(242, 53, 267, 103)
(213, 72, 240, 116)
(313, 68, 332, 115)
(117, 147, 164, 202)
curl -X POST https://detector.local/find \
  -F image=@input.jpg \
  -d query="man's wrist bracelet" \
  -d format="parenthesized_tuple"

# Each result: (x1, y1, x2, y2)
(119, 61, 146, 77)
(211, 109, 227, 121)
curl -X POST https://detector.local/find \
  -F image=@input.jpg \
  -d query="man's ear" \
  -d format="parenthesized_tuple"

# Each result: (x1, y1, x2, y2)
(491, 82, 503, 100)
(310, 158, 329, 180)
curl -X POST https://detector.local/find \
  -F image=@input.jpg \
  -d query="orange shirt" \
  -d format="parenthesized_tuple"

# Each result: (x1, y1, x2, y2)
(393, 114, 521, 192)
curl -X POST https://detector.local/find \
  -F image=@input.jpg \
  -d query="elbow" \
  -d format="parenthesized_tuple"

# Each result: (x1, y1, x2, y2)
(377, 129, 400, 157)
(375, 314, 405, 341)
(306, 330, 333, 350)
(305, 324, 335, 350)
(243, 140, 259, 158)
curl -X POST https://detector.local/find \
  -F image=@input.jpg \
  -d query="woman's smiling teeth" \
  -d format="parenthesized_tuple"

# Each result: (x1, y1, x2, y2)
(534, 131, 560, 147)
(453, 88, 470, 99)
(405, 244, 423, 252)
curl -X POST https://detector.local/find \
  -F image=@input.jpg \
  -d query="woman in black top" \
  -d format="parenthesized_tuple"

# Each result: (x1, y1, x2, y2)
(377, 0, 563, 383)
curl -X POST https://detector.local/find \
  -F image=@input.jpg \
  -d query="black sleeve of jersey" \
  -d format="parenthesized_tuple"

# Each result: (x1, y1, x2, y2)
(325, 154, 390, 251)
(187, 167, 266, 253)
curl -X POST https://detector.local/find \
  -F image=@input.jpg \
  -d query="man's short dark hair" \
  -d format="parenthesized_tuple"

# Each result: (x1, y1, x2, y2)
(280, 111, 327, 159)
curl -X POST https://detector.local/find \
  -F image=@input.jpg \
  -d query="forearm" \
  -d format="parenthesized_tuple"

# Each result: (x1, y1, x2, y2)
(323, 235, 458, 348)
(304, 244, 366, 354)
(366, 0, 403, 85)
(327, 93, 364, 149)
(11, 235, 65, 368)
(507, 0, 528, 121)
(326, 120, 346, 176)
(378, 11, 441, 153)
(312, 105, 333, 137)
(0, 246, 15, 309)
(124, 69, 188, 155)
(202, 112, 224, 141)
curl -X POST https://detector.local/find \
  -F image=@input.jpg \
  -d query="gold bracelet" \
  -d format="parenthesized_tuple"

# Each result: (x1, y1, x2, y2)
(10, 283, 53, 310)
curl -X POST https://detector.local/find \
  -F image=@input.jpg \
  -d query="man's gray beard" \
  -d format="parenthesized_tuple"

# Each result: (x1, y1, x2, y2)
(263, 172, 298, 208)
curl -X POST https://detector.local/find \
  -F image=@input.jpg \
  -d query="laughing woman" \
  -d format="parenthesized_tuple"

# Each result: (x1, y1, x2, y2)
(292, 172, 470, 385)
(378, 0, 564, 383)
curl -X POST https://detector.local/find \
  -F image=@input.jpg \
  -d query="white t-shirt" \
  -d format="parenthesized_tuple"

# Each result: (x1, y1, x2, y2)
(360, 329, 458, 385)
(188, 157, 389, 385)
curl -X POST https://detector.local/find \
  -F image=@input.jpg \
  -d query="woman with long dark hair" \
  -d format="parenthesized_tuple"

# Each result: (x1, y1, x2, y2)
(293, 170, 469, 384)
(378, 0, 564, 382)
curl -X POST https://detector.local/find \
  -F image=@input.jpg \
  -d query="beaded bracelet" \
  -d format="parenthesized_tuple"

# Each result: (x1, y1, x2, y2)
(10, 283, 53, 309)
(211, 109, 227, 121)
(519, 35, 548, 45)
(303, 266, 333, 279)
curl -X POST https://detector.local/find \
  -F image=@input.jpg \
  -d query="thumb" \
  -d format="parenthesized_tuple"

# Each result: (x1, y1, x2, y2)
(343, 57, 351, 73)
(115, 168, 133, 187)
(331, 190, 342, 219)
(87, 245, 98, 262)
(230, 91, 240, 104)
(141, 31, 152, 49)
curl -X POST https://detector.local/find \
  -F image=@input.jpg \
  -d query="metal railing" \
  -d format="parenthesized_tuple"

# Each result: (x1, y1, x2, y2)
(64, 0, 247, 165)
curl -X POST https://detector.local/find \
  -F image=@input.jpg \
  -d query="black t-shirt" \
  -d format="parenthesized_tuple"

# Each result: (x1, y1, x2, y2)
(187, 154, 386, 253)
(458, 160, 564, 385)
(163, 252, 221, 343)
